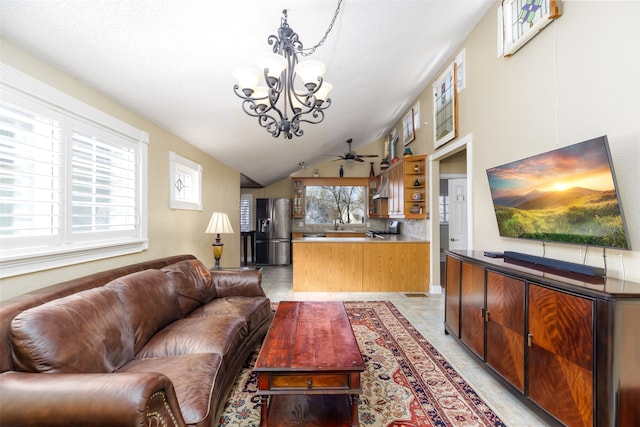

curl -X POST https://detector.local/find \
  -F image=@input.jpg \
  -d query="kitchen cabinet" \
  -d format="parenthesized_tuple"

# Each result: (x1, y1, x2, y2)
(292, 178, 304, 218)
(385, 155, 427, 219)
(387, 164, 403, 217)
(293, 237, 429, 292)
(445, 250, 640, 427)
(325, 232, 366, 238)
(402, 155, 427, 219)
(368, 175, 387, 218)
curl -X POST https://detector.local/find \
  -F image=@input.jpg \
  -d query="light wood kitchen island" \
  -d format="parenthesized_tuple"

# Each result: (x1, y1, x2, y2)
(292, 236, 430, 292)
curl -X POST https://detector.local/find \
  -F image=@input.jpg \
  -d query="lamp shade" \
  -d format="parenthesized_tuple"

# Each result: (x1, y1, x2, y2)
(295, 60, 326, 85)
(256, 53, 287, 79)
(205, 212, 234, 235)
(314, 82, 333, 102)
(232, 67, 260, 91)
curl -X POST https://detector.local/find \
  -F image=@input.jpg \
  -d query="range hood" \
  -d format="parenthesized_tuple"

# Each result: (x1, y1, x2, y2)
(372, 172, 389, 199)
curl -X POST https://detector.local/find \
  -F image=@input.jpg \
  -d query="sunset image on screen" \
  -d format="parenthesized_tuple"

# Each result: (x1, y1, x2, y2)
(486, 137, 629, 249)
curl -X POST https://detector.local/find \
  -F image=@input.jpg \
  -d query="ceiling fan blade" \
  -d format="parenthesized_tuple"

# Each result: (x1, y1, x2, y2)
(354, 157, 365, 162)
(358, 154, 379, 158)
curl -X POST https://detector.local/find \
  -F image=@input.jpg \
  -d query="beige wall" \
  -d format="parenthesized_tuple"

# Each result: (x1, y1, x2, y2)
(1, 38, 242, 300)
(388, 1, 640, 282)
(441, 150, 467, 175)
(257, 137, 387, 198)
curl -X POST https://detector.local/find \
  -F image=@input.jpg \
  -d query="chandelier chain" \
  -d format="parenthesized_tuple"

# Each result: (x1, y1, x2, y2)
(298, 0, 343, 57)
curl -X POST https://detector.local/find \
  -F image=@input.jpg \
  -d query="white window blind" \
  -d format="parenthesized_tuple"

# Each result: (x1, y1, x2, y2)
(0, 101, 63, 247)
(240, 194, 253, 232)
(0, 64, 148, 278)
(70, 128, 138, 237)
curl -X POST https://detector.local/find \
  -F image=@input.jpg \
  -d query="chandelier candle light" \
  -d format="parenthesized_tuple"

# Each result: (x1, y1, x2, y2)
(205, 212, 234, 269)
(233, 1, 342, 139)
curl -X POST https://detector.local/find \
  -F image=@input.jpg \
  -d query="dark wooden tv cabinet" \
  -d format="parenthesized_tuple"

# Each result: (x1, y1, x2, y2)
(445, 250, 640, 427)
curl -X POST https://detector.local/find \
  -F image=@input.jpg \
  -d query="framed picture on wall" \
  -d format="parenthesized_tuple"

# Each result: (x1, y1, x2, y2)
(385, 129, 398, 161)
(499, 0, 562, 57)
(403, 109, 415, 145)
(433, 62, 458, 149)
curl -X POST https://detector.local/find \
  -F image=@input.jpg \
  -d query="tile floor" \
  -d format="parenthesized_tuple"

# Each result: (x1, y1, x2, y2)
(259, 265, 551, 427)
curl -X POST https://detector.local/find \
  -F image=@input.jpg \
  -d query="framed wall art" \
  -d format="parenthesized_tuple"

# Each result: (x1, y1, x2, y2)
(499, 0, 562, 57)
(433, 62, 457, 149)
(387, 128, 398, 160)
(403, 109, 415, 145)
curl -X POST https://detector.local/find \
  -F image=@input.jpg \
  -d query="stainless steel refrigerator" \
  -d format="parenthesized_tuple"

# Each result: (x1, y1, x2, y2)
(256, 198, 291, 265)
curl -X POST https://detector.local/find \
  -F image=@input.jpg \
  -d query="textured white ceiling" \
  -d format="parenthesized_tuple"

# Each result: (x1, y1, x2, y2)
(0, 0, 493, 186)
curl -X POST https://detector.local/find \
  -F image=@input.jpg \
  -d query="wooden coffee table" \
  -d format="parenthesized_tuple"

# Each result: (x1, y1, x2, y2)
(254, 301, 365, 427)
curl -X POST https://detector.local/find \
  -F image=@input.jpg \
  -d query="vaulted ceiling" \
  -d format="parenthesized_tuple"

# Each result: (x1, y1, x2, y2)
(0, 0, 493, 186)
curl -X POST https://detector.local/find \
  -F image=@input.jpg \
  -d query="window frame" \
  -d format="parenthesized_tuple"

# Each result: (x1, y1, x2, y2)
(300, 177, 369, 225)
(0, 64, 149, 278)
(169, 151, 202, 211)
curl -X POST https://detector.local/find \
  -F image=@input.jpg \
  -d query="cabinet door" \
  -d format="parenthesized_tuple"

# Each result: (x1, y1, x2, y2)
(292, 179, 304, 218)
(486, 271, 525, 392)
(444, 255, 461, 337)
(460, 261, 485, 358)
(528, 284, 594, 427)
(388, 166, 404, 217)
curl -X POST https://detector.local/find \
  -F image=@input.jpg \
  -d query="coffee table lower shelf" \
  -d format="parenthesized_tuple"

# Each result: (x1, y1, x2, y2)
(261, 393, 358, 427)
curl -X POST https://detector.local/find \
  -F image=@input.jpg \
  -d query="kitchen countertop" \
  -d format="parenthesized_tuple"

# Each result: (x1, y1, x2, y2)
(293, 235, 428, 243)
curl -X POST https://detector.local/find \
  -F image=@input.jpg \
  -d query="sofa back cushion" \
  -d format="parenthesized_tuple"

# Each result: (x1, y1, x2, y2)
(10, 287, 134, 373)
(162, 259, 215, 316)
(106, 269, 181, 354)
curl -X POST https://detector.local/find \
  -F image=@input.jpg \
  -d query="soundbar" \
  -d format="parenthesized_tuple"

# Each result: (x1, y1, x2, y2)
(503, 251, 605, 278)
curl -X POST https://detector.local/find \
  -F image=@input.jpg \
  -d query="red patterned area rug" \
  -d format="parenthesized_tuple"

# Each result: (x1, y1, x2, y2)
(218, 301, 505, 426)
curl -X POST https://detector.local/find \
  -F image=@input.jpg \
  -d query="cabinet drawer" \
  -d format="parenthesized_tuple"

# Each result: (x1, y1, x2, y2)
(270, 373, 350, 389)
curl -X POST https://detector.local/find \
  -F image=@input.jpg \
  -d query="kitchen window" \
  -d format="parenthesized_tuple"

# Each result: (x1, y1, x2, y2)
(0, 64, 148, 278)
(304, 179, 368, 225)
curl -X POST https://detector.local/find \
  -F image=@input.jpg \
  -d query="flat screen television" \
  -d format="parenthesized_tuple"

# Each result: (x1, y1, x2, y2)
(486, 135, 631, 250)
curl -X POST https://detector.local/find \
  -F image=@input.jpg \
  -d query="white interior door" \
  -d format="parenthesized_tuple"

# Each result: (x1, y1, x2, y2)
(448, 178, 468, 250)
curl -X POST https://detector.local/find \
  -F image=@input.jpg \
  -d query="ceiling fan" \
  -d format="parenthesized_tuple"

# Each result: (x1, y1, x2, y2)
(332, 139, 379, 162)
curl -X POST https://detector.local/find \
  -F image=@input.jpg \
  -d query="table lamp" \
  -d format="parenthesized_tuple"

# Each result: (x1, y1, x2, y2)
(205, 212, 234, 269)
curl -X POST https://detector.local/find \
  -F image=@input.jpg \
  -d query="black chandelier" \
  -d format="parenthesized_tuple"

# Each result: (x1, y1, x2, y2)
(233, 2, 342, 139)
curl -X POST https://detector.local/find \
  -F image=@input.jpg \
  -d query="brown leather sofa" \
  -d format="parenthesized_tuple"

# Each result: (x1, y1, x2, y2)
(0, 255, 272, 427)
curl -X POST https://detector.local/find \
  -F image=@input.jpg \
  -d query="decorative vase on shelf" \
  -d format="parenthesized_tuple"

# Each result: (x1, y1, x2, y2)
(414, 164, 420, 173)
(369, 162, 375, 178)
(339, 165, 344, 177)
(404, 147, 413, 156)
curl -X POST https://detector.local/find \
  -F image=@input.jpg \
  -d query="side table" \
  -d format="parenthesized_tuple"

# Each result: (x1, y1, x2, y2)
(240, 230, 255, 266)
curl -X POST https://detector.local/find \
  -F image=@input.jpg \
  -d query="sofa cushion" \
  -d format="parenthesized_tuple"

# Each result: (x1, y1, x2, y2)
(136, 315, 248, 359)
(162, 259, 215, 316)
(213, 269, 265, 298)
(118, 353, 222, 426)
(189, 296, 271, 333)
(10, 287, 134, 373)
(106, 269, 181, 354)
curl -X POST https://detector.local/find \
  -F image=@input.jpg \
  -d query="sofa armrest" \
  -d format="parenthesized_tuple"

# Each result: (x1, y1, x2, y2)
(211, 269, 266, 297)
(0, 371, 186, 427)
